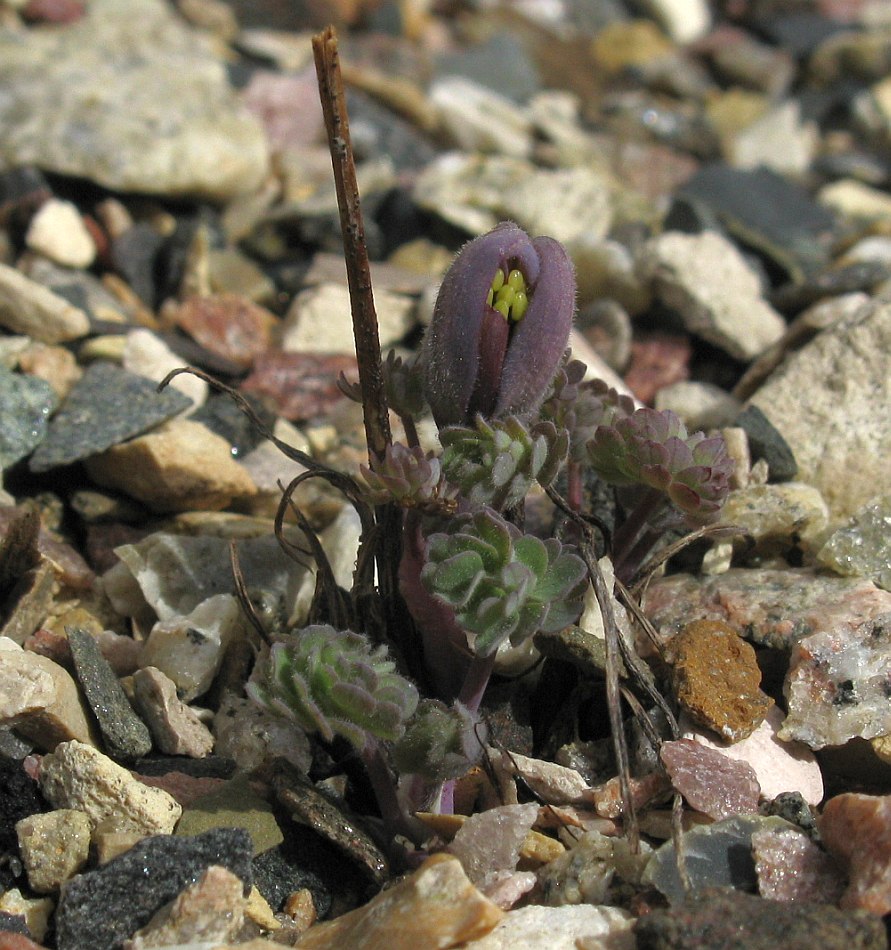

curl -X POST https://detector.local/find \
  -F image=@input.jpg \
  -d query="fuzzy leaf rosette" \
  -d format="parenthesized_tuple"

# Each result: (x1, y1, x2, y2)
(420, 508, 588, 658)
(246, 625, 419, 752)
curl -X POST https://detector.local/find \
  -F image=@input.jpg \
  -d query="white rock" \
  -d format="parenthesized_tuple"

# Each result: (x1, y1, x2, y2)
(38, 740, 182, 834)
(747, 299, 891, 523)
(123, 329, 208, 410)
(281, 282, 415, 354)
(25, 199, 96, 269)
(490, 749, 591, 806)
(213, 691, 312, 773)
(462, 903, 634, 950)
(132, 666, 215, 757)
(655, 380, 741, 430)
(726, 101, 818, 176)
(685, 706, 824, 806)
(0, 262, 90, 344)
(140, 593, 245, 702)
(637, 0, 710, 43)
(448, 803, 539, 884)
(638, 230, 785, 361)
(431, 77, 533, 159)
(819, 178, 891, 222)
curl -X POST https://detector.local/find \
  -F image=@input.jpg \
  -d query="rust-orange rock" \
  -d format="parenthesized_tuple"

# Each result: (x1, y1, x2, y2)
(666, 619, 772, 742)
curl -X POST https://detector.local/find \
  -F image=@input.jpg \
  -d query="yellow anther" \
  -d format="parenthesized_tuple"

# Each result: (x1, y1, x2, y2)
(495, 285, 516, 310)
(507, 269, 525, 292)
(487, 288, 494, 307)
(490, 269, 505, 293)
(494, 299, 511, 320)
(511, 291, 528, 321)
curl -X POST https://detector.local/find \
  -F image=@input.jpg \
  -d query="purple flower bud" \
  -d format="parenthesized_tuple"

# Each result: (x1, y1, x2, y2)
(423, 221, 575, 428)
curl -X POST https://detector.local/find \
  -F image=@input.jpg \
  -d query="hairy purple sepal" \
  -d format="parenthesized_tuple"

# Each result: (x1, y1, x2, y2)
(424, 222, 573, 428)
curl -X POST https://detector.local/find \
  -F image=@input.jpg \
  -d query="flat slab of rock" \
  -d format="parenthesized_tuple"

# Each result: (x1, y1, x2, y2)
(29, 362, 192, 473)
(0, 263, 90, 345)
(747, 299, 891, 523)
(0, 0, 268, 200)
(0, 368, 57, 470)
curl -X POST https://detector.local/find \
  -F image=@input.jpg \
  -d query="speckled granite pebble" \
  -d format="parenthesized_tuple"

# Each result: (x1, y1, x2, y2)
(54, 827, 252, 950)
(28, 362, 191, 473)
(67, 626, 152, 762)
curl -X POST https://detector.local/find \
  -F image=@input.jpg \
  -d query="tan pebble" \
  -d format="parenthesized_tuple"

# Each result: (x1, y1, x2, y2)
(282, 888, 316, 933)
(16, 808, 92, 893)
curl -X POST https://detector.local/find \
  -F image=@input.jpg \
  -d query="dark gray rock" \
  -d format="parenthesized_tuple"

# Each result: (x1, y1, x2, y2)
(109, 221, 168, 308)
(0, 756, 45, 890)
(0, 911, 30, 936)
(634, 887, 886, 950)
(735, 404, 798, 482)
(28, 361, 191, 472)
(434, 32, 540, 104)
(66, 626, 152, 762)
(54, 827, 252, 950)
(191, 392, 275, 460)
(0, 368, 57, 469)
(678, 164, 838, 282)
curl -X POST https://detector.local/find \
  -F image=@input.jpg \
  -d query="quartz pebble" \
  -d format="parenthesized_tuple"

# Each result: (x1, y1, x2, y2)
(15, 808, 91, 894)
(660, 739, 760, 820)
(448, 803, 539, 885)
(25, 199, 96, 269)
(638, 230, 785, 362)
(290, 855, 502, 949)
(716, 483, 828, 557)
(122, 329, 208, 410)
(817, 497, 891, 592)
(818, 793, 891, 915)
(38, 740, 182, 835)
(462, 903, 634, 950)
(665, 620, 772, 742)
(752, 825, 845, 904)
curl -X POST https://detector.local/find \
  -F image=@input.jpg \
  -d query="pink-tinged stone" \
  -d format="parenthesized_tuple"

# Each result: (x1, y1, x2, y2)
(644, 568, 891, 750)
(477, 870, 538, 910)
(242, 69, 324, 153)
(240, 351, 358, 421)
(131, 772, 227, 809)
(291, 854, 503, 949)
(0, 935, 48, 950)
(623, 332, 691, 404)
(666, 619, 773, 742)
(23, 628, 72, 666)
(447, 803, 539, 884)
(173, 294, 276, 370)
(84, 523, 150, 575)
(661, 739, 760, 820)
(685, 706, 824, 807)
(752, 825, 846, 904)
(489, 750, 590, 807)
(818, 793, 891, 914)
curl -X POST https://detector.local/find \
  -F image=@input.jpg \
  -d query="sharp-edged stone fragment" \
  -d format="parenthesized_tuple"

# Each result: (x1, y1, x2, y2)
(15, 808, 91, 893)
(289, 854, 502, 949)
(29, 362, 192, 473)
(818, 497, 891, 592)
(462, 903, 634, 949)
(661, 739, 760, 820)
(818, 793, 891, 915)
(448, 803, 539, 885)
(0, 368, 57, 469)
(752, 825, 846, 904)
(0, 263, 90, 344)
(67, 627, 152, 762)
(54, 827, 252, 950)
(0, 637, 97, 751)
(38, 740, 181, 835)
(132, 666, 214, 758)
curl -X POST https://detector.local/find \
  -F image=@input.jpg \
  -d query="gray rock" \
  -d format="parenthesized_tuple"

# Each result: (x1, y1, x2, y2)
(634, 886, 886, 949)
(818, 497, 891, 592)
(734, 405, 797, 482)
(747, 299, 891, 522)
(0, 368, 57, 469)
(28, 362, 192, 473)
(67, 627, 152, 763)
(0, 0, 268, 201)
(54, 828, 253, 950)
(642, 814, 795, 903)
